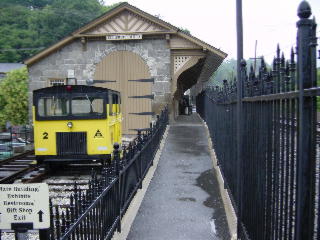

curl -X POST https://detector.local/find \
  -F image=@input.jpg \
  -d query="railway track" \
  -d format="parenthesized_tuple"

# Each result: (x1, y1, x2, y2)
(0, 161, 103, 240)
(0, 150, 105, 184)
(0, 150, 47, 183)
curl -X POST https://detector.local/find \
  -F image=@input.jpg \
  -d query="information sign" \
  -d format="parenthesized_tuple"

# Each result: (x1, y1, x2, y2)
(0, 183, 50, 230)
(106, 34, 142, 41)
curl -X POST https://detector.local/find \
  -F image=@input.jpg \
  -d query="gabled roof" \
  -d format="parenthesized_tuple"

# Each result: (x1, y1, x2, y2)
(25, 3, 227, 66)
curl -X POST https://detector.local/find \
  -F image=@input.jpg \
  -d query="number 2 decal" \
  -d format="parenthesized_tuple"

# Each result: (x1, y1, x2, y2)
(43, 132, 48, 139)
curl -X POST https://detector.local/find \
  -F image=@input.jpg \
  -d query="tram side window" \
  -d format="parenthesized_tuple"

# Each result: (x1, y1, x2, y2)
(38, 97, 69, 116)
(118, 94, 121, 113)
(72, 97, 104, 115)
(113, 94, 118, 114)
(109, 94, 113, 116)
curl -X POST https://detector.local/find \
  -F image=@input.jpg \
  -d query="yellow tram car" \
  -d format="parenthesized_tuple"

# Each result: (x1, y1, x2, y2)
(32, 85, 122, 164)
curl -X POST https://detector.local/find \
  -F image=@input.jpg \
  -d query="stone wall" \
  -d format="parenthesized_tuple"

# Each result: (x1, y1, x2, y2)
(28, 38, 171, 121)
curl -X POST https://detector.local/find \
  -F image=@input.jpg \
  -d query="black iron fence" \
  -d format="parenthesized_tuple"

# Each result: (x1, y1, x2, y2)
(40, 107, 169, 240)
(197, 2, 318, 240)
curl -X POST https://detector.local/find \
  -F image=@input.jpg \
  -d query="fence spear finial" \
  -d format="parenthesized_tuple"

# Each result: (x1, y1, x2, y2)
(240, 59, 246, 67)
(261, 56, 265, 68)
(298, 0, 311, 19)
(277, 44, 280, 59)
(291, 47, 295, 63)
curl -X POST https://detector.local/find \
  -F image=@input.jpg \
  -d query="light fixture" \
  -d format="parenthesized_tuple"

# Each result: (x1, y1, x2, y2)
(86, 78, 94, 85)
(67, 122, 73, 128)
(81, 37, 86, 44)
(66, 85, 72, 91)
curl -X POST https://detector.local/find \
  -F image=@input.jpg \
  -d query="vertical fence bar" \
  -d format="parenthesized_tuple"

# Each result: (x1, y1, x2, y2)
(236, 0, 244, 228)
(113, 143, 121, 233)
(288, 48, 297, 240)
(284, 69, 290, 239)
(265, 90, 272, 240)
(236, 59, 245, 237)
(295, 2, 317, 239)
(273, 49, 281, 240)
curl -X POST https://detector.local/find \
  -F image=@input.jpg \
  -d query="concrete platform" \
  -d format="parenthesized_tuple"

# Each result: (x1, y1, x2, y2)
(127, 114, 230, 240)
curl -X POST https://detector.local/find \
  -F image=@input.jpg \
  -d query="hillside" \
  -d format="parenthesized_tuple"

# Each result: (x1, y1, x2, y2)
(0, 0, 120, 63)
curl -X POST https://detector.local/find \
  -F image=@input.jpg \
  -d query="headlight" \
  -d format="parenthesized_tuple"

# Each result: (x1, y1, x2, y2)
(67, 122, 73, 128)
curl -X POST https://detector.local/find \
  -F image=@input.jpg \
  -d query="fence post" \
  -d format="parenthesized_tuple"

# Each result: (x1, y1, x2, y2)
(113, 143, 120, 176)
(14, 231, 28, 240)
(295, 1, 317, 239)
(39, 229, 50, 240)
(236, 0, 244, 234)
(113, 143, 121, 233)
(236, 59, 246, 237)
(137, 130, 143, 189)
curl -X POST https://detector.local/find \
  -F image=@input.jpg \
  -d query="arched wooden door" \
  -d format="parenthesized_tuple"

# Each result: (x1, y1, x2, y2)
(94, 51, 152, 135)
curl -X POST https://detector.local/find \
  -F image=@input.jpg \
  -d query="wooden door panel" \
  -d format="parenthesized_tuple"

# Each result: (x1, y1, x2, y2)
(94, 51, 152, 135)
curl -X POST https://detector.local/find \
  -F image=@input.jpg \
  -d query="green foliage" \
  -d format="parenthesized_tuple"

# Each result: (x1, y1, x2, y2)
(0, 0, 120, 63)
(0, 67, 29, 126)
(0, 0, 53, 8)
(209, 58, 271, 87)
(209, 59, 237, 87)
(179, 28, 191, 34)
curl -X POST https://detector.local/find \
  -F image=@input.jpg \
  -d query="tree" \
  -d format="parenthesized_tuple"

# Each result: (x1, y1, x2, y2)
(179, 27, 191, 34)
(0, 0, 53, 8)
(209, 59, 237, 87)
(0, 5, 35, 62)
(0, 0, 120, 63)
(209, 58, 271, 87)
(0, 67, 29, 127)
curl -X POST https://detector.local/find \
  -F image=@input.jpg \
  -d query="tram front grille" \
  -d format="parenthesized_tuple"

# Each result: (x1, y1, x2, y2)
(56, 132, 87, 155)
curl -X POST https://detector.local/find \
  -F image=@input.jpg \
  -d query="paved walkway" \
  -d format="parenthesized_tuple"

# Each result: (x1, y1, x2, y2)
(127, 114, 230, 240)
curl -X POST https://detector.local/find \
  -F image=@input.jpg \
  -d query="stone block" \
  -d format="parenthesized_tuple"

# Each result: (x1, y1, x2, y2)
(153, 82, 170, 93)
(64, 59, 75, 64)
(77, 58, 86, 64)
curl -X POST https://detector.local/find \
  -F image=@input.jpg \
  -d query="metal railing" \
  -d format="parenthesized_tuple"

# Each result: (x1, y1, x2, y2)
(40, 107, 169, 240)
(197, 2, 318, 240)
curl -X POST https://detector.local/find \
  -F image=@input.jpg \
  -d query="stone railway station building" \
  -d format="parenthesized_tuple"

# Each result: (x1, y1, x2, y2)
(25, 3, 227, 134)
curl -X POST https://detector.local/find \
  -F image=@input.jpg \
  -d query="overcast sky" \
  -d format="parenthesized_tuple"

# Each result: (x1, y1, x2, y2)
(105, 0, 320, 65)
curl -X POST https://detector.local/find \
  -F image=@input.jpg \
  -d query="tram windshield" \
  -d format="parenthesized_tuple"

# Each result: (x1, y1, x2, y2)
(72, 96, 104, 115)
(38, 97, 69, 117)
(37, 95, 105, 119)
